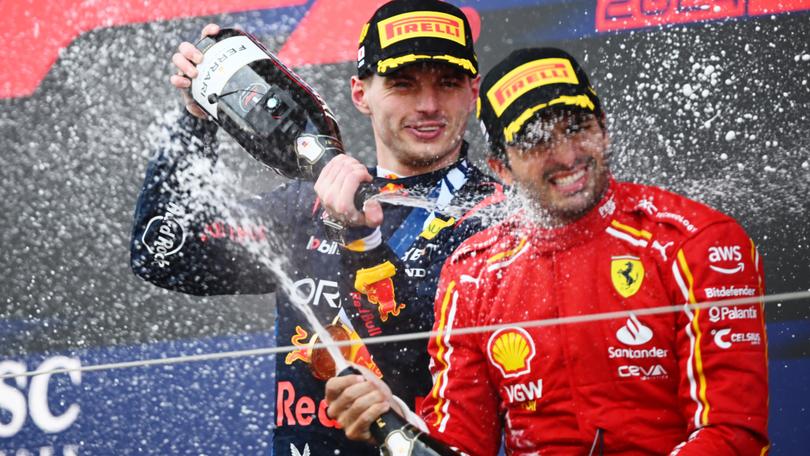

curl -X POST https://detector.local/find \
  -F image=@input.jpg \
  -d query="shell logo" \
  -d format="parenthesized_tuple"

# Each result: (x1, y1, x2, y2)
(487, 327, 536, 378)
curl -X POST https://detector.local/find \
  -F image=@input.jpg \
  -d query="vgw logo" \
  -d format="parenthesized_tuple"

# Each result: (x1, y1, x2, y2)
(0, 356, 81, 455)
(504, 379, 543, 404)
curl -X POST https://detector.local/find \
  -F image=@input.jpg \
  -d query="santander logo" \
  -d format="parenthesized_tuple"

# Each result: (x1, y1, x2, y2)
(616, 314, 653, 346)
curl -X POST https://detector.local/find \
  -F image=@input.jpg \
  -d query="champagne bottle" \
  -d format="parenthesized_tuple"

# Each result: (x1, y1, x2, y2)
(190, 28, 373, 208)
(339, 367, 459, 456)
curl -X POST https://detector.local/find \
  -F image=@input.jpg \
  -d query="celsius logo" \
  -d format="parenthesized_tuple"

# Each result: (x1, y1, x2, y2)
(713, 328, 732, 349)
(712, 329, 761, 349)
(616, 313, 653, 346)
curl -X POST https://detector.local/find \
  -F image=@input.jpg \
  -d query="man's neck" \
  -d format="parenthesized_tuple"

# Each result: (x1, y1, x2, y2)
(375, 145, 463, 177)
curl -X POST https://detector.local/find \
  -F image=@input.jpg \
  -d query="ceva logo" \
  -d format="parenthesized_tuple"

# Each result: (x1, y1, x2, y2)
(616, 313, 653, 346)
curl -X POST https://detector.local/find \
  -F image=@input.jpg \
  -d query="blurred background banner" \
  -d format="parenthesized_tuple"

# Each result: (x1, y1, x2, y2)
(1, 0, 808, 454)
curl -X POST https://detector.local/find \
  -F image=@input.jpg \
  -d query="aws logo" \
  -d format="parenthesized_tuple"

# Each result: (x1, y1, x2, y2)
(487, 327, 536, 378)
(611, 255, 645, 298)
(707, 245, 745, 275)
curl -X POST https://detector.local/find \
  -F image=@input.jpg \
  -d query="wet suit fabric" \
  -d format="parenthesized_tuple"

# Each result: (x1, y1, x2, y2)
(130, 111, 499, 456)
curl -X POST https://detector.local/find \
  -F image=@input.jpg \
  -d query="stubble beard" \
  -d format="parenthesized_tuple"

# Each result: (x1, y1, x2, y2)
(392, 129, 464, 171)
(524, 157, 611, 227)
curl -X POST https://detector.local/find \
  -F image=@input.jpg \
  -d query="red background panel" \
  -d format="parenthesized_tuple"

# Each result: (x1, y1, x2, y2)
(0, 0, 306, 99)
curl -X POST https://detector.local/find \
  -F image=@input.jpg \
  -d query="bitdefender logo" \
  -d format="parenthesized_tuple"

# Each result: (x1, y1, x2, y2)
(704, 285, 756, 299)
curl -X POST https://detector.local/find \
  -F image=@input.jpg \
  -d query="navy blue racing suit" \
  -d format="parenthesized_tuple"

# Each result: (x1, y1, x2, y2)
(130, 111, 499, 455)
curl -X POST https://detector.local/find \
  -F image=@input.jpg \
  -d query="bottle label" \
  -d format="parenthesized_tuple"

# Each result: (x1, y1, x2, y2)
(191, 35, 269, 119)
(385, 429, 415, 456)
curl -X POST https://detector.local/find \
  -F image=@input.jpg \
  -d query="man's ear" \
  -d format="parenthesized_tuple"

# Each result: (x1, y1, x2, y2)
(468, 75, 481, 112)
(487, 157, 513, 185)
(351, 76, 371, 115)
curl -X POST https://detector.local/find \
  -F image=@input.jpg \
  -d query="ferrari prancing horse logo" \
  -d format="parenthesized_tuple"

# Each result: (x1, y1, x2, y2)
(611, 256, 645, 298)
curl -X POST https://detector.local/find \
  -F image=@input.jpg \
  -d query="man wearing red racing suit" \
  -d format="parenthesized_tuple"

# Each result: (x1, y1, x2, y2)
(326, 48, 768, 455)
(420, 48, 769, 455)
(423, 180, 768, 455)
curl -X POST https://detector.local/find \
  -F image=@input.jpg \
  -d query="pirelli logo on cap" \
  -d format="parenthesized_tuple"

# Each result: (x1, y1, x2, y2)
(377, 11, 465, 48)
(487, 58, 579, 117)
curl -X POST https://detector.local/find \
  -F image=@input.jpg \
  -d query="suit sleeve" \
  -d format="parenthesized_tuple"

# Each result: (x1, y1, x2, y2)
(338, 216, 490, 403)
(668, 221, 769, 455)
(130, 110, 286, 295)
(419, 254, 502, 456)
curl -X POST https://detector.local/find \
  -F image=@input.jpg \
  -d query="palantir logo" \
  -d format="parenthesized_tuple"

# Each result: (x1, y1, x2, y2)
(616, 313, 653, 346)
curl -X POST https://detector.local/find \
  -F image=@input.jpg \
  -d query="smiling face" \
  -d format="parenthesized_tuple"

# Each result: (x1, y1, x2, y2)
(489, 111, 611, 225)
(351, 63, 479, 176)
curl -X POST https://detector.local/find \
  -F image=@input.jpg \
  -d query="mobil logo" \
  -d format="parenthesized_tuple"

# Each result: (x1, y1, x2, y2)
(292, 277, 340, 308)
(306, 235, 339, 255)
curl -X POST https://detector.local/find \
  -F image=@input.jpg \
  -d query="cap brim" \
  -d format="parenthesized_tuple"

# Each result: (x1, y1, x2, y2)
(375, 52, 477, 76)
(504, 93, 599, 143)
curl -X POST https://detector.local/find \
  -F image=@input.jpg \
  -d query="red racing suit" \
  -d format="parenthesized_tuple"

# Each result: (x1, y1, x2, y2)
(420, 179, 769, 455)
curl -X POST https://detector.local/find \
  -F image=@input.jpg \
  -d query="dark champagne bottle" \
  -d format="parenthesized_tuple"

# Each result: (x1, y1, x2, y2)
(190, 28, 373, 208)
(339, 367, 459, 456)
